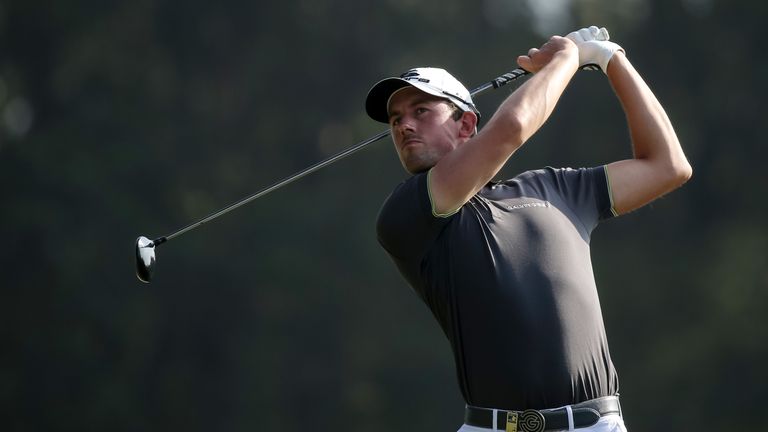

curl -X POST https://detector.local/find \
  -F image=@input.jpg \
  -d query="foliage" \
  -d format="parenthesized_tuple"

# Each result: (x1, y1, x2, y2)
(1, 0, 766, 430)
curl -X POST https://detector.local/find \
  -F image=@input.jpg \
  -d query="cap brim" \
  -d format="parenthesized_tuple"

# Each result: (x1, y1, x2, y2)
(365, 78, 413, 123)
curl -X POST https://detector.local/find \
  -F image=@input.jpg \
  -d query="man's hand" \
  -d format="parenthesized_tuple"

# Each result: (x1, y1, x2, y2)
(517, 36, 578, 73)
(566, 26, 624, 73)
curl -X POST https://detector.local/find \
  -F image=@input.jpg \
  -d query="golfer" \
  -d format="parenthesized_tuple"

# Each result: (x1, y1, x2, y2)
(365, 26, 691, 432)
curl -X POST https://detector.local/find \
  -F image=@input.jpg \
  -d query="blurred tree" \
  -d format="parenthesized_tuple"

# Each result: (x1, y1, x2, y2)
(1, 0, 766, 430)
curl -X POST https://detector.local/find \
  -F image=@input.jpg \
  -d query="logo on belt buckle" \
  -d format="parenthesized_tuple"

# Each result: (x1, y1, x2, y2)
(505, 412, 518, 432)
(507, 409, 545, 432)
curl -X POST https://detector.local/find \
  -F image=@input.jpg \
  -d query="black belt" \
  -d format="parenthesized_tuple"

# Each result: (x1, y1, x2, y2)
(464, 396, 621, 432)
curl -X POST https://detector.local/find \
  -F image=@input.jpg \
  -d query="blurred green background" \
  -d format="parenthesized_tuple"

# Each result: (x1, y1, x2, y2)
(1, 0, 766, 430)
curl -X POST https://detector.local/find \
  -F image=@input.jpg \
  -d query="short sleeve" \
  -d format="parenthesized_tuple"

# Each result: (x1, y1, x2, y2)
(543, 165, 617, 231)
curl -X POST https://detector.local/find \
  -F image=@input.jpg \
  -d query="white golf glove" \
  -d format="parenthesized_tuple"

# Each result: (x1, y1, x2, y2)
(566, 26, 623, 73)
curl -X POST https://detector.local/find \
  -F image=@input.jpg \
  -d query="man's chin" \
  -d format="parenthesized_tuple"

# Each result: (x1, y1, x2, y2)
(403, 161, 433, 175)
(401, 154, 437, 175)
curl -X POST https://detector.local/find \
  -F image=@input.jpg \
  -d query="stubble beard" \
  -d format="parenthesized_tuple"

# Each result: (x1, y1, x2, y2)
(401, 145, 442, 174)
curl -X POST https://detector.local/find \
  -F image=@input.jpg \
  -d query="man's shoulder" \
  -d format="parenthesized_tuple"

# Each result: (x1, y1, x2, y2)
(496, 166, 563, 187)
(508, 166, 605, 185)
(377, 172, 430, 226)
(381, 172, 427, 205)
(376, 172, 452, 261)
(514, 166, 575, 178)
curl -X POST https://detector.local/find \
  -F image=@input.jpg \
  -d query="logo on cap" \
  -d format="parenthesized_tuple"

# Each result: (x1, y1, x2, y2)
(400, 69, 430, 83)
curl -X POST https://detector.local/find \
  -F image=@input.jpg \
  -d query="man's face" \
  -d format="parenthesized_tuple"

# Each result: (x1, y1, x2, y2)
(387, 87, 465, 174)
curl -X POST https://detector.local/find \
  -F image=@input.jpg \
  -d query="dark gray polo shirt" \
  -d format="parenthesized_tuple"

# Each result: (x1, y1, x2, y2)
(376, 166, 619, 410)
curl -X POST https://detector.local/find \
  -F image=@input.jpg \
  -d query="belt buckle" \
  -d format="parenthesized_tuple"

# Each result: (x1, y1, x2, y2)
(507, 409, 545, 432)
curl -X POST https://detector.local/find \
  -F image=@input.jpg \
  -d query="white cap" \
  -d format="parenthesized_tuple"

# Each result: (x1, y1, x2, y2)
(365, 67, 479, 123)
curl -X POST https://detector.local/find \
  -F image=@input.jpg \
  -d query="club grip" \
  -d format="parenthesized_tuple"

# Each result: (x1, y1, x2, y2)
(491, 69, 530, 89)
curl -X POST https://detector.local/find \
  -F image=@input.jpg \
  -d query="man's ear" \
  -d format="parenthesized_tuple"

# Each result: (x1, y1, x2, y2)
(458, 111, 479, 138)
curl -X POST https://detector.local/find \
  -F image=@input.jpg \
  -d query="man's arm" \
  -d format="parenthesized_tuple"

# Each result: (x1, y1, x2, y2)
(428, 36, 579, 215)
(604, 52, 693, 215)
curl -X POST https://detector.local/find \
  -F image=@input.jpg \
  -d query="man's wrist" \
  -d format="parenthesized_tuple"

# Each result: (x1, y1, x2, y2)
(605, 49, 627, 77)
(552, 49, 580, 73)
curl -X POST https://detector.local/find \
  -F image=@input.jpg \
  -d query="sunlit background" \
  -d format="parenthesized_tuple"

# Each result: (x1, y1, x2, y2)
(2, 0, 766, 430)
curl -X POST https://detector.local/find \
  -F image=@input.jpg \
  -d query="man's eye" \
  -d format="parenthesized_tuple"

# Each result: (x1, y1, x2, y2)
(415, 107, 427, 115)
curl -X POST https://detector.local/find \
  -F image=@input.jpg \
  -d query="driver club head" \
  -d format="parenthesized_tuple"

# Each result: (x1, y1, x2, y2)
(135, 236, 156, 283)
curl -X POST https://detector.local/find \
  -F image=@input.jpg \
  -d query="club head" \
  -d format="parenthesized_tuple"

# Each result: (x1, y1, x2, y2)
(135, 236, 156, 283)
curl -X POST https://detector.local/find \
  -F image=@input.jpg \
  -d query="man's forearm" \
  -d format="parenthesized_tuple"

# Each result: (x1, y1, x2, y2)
(604, 52, 692, 214)
(607, 52, 691, 177)
(483, 50, 579, 149)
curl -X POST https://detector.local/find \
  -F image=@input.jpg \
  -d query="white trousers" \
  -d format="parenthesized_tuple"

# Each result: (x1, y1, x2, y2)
(456, 414, 627, 432)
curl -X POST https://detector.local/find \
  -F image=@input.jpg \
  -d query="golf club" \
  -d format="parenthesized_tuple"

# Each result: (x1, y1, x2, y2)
(135, 67, 531, 283)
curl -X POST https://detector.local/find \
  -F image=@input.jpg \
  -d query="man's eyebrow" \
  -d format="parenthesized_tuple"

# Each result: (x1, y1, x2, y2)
(388, 96, 442, 120)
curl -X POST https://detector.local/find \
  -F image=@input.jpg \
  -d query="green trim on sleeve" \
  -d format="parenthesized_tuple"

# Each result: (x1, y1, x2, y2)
(427, 168, 461, 218)
(602, 165, 620, 217)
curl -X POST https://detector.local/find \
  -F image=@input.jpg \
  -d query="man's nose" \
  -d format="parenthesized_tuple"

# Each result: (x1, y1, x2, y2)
(395, 116, 415, 135)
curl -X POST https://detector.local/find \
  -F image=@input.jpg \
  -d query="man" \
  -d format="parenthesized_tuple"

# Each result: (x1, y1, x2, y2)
(365, 27, 691, 432)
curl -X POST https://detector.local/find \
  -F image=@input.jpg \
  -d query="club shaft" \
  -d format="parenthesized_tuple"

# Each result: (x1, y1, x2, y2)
(159, 129, 390, 243)
(154, 68, 530, 245)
